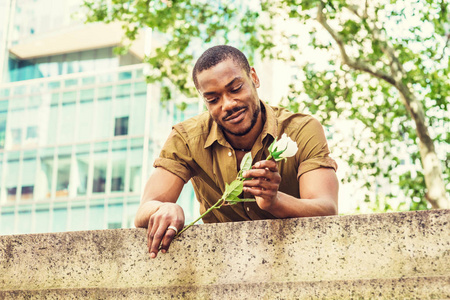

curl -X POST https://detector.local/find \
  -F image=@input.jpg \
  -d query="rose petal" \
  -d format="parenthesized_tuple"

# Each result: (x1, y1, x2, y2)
(280, 138, 298, 158)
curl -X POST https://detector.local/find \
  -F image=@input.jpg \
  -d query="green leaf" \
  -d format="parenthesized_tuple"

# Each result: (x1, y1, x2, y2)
(240, 152, 253, 171)
(224, 179, 243, 199)
(226, 194, 241, 205)
(271, 149, 285, 158)
(268, 138, 276, 153)
(227, 197, 256, 205)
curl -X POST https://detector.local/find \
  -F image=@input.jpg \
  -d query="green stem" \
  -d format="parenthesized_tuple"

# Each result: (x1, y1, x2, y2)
(176, 154, 275, 237)
(176, 197, 224, 237)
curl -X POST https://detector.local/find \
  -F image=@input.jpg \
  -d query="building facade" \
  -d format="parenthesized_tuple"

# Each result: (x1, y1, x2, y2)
(0, 0, 200, 235)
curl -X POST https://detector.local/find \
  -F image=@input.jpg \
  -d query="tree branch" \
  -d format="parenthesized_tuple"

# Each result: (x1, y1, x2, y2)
(316, 2, 396, 86)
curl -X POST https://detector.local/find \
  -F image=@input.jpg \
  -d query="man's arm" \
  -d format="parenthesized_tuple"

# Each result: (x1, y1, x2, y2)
(242, 160, 338, 218)
(135, 167, 185, 258)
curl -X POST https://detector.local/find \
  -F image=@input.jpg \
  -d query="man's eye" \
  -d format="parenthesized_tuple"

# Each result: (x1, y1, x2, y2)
(231, 85, 242, 93)
(206, 98, 218, 103)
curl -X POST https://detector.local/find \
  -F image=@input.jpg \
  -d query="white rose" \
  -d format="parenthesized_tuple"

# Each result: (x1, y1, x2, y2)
(271, 133, 298, 161)
(279, 135, 298, 158)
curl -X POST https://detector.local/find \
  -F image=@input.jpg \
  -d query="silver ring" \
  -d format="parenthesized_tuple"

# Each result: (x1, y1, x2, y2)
(167, 225, 178, 235)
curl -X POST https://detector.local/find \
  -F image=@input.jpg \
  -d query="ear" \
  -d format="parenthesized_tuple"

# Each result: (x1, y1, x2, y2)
(250, 67, 260, 88)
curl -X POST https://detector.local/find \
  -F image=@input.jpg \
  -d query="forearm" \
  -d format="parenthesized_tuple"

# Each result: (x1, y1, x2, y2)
(264, 191, 338, 219)
(136, 168, 186, 228)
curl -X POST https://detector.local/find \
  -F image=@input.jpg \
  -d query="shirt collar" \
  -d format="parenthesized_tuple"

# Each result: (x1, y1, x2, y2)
(204, 117, 227, 149)
(204, 100, 278, 149)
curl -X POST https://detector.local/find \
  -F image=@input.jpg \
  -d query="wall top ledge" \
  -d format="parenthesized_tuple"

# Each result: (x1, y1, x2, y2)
(1, 209, 449, 292)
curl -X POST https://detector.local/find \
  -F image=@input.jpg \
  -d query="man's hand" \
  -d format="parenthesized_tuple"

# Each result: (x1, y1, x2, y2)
(243, 164, 338, 219)
(135, 167, 186, 258)
(147, 202, 185, 258)
(242, 160, 281, 211)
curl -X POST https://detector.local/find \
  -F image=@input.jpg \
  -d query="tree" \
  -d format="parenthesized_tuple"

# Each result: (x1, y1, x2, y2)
(82, 0, 449, 210)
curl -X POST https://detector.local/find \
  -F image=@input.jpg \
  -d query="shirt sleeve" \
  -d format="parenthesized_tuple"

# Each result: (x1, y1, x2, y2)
(296, 117, 337, 180)
(153, 128, 195, 183)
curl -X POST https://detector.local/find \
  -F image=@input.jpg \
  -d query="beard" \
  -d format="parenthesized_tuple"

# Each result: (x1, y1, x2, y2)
(217, 103, 261, 137)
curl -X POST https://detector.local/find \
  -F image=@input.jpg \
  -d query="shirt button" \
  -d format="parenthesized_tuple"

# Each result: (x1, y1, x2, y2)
(228, 151, 232, 157)
(246, 207, 250, 212)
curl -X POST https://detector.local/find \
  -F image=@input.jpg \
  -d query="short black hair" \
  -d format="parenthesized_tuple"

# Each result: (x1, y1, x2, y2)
(192, 45, 251, 90)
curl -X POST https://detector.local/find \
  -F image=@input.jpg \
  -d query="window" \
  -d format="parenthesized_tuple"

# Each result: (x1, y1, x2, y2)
(10, 128, 22, 146)
(70, 201, 87, 231)
(92, 142, 108, 193)
(108, 222, 121, 229)
(94, 95, 111, 139)
(26, 126, 38, 139)
(0, 207, 15, 235)
(37, 148, 54, 199)
(7, 187, 17, 201)
(46, 93, 59, 145)
(21, 151, 37, 199)
(130, 94, 146, 135)
(59, 96, 76, 144)
(6, 152, 20, 201)
(77, 94, 94, 142)
(129, 140, 143, 193)
(89, 199, 104, 230)
(17, 206, 32, 234)
(107, 200, 123, 229)
(56, 147, 71, 198)
(92, 167, 106, 193)
(114, 116, 128, 136)
(25, 126, 38, 145)
(0, 105, 7, 149)
(53, 202, 68, 232)
(75, 144, 89, 196)
(111, 140, 126, 192)
(35, 204, 50, 233)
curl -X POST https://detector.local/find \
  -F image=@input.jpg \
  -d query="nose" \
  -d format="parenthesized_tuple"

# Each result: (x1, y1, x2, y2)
(222, 93, 237, 111)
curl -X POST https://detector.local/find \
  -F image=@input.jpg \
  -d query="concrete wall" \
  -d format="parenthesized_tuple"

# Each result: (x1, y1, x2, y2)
(0, 209, 449, 299)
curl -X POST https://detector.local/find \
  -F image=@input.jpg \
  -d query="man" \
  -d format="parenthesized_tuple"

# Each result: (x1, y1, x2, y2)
(135, 45, 338, 258)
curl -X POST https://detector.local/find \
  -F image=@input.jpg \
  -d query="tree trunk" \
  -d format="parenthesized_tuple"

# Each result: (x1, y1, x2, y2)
(395, 83, 449, 209)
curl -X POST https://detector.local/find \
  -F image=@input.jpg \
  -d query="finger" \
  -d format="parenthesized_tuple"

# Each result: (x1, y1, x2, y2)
(243, 169, 281, 183)
(252, 160, 278, 171)
(243, 177, 275, 188)
(149, 223, 168, 258)
(147, 216, 154, 252)
(244, 181, 279, 194)
(159, 227, 178, 253)
(244, 186, 277, 198)
(244, 179, 279, 192)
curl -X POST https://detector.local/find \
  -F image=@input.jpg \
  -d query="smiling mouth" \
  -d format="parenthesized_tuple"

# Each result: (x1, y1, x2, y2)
(223, 108, 246, 123)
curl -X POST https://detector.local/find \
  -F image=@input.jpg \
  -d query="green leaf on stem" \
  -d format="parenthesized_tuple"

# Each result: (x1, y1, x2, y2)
(240, 152, 253, 171)
(225, 179, 243, 199)
(227, 197, 256, 205)
(226, 194, 241, 205)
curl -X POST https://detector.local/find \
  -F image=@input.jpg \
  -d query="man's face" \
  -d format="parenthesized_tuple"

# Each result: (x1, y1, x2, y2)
(196, 59, 261, 137)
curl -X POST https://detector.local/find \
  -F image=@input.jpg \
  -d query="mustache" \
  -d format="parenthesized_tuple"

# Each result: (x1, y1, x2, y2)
(223, 106, 246, 121)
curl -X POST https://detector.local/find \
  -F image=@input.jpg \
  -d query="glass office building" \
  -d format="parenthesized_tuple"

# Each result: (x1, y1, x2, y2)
(0, 0, 200, 234)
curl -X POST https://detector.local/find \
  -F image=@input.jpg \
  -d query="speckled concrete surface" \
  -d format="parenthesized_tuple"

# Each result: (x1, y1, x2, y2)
(0, 210, 449, 299)
(1, 276, 449, 299)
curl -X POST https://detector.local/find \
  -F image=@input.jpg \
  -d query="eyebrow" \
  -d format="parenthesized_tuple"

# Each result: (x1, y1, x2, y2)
(202, 77, 243, 97)
(225, 77, 242, 88)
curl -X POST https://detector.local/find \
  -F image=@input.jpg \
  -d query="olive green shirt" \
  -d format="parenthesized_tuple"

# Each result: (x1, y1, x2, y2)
(154, 101, 337, 223)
